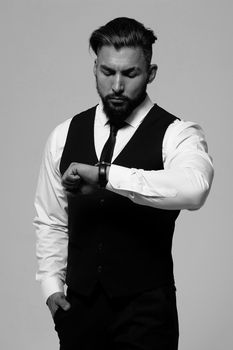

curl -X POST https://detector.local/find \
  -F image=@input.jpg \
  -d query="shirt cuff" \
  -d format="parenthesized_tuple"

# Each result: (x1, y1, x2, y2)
(41, 276, 65, 303)
(107, 164, 132, 190)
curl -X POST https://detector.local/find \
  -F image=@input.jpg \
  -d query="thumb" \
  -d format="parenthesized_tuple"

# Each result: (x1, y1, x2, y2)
(56, 294, 71, 311)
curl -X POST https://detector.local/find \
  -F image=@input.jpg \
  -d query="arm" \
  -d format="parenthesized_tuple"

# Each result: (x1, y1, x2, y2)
(61, 120, 214, 211)
(107, 120, 214, 210)
(33, 126, 69, 304)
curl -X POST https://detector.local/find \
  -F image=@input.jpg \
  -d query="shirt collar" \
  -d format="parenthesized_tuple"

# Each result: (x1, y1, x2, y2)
(96, 94, 154, 128)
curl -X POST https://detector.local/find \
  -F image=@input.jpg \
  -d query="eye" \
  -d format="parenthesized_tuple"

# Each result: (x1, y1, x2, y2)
(101, 68, 114, 76)
(124, 70, 139, 78)
(127, 72, 137, 78)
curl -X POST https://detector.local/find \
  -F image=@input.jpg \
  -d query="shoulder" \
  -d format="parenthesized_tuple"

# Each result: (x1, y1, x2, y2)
(167, 118, 206, 138)
(48, 105, 97, 147)
(47, 117, 73, 154)
(70, 105, 97, 126)
(45, 105, 97, 158)
(154, 104, 205, 137)
(164, 117, 208, 152)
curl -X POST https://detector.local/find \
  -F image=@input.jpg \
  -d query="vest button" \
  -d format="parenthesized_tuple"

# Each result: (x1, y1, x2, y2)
(97, 265, 102, 273)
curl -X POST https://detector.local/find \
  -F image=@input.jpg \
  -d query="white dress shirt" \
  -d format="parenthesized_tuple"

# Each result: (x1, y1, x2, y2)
(34, 95, 214, 301)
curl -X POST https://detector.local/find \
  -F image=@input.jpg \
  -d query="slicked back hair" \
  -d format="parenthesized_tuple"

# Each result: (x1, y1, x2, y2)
(89, 17, 157, 68)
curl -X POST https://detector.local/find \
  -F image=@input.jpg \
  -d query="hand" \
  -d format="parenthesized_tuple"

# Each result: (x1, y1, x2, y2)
(62, 162, 99, 195)
(46, 292, 71, 319)
(61, 162, 82, 194)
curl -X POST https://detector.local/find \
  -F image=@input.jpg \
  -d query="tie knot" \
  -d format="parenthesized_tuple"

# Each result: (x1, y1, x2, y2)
(109, 121, 127, 135)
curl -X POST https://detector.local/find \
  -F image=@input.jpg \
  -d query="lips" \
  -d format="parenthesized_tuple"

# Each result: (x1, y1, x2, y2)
(108, 97, 127, 104)
(110, 98, 124, 102)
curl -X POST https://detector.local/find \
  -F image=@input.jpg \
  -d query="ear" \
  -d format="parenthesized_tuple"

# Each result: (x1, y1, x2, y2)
(147, 64, 158, 84)
(93, 59, 97, 76)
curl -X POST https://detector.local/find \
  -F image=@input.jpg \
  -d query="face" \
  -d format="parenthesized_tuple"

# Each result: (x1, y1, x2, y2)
(94, 46, 157, 124)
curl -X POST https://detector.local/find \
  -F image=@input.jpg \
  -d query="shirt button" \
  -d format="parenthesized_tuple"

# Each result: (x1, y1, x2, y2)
(97, 265, 102, 273)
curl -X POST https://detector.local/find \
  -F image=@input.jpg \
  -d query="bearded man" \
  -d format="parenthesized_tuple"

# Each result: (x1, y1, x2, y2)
(34, 17, 214, 350)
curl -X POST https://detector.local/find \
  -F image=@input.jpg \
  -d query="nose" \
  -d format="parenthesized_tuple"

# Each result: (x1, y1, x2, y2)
(112, 74, 124, 94)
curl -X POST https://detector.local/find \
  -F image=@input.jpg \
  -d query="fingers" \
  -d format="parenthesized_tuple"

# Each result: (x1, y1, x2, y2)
(61, 162, 98, 196)
(62, 173, 81, 186)
(64, 162, 80, 177)
(56, 294, 71, 311)
(46, 292, 71, 318)
(62, 177, 82, 190)
(62, 163, 80, 183)
(69, 162, 80, 176)
(62, 174, 80, 183)
(62, 163, 82, 193)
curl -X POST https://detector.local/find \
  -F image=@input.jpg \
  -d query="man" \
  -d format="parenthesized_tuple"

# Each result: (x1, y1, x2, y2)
(34, 17, 214, 350)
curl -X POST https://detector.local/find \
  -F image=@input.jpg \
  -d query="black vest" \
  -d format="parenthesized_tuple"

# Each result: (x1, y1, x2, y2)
(60, 104, 180, 297)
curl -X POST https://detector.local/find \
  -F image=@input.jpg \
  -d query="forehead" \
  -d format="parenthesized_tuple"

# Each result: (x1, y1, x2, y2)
(96, 46, 147, 69)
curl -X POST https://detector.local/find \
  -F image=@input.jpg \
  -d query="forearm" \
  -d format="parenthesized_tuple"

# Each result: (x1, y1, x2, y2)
(34, 125, 70, 301)
(107, 161, 213, 210)
(34, 220, 68, 301)
(106, 119, 214, 210)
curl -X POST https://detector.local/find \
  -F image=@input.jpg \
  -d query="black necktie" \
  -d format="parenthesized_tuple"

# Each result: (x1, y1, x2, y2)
(99, 122, 125, 164)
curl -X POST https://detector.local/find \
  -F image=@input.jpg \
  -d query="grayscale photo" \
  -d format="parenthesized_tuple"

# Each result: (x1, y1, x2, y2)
(1, 1, 232, 349)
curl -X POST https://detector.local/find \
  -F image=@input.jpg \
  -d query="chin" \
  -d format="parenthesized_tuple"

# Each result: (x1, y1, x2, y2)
(104, 102, 132, 122)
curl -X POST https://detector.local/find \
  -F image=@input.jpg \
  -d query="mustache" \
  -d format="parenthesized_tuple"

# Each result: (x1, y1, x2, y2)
(105, 94, 129, 102)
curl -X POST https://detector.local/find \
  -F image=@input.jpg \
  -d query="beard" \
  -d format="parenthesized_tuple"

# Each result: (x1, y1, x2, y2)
(96, 82, 147, 127)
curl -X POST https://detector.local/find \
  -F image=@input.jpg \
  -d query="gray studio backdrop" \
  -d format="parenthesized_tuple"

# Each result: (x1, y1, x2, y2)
(1, 0, 232, 349)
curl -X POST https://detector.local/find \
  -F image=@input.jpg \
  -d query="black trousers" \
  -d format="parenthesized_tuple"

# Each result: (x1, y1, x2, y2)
(54, 283, 179, 350)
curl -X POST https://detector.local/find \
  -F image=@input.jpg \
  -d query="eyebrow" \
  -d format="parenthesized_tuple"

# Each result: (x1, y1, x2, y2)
(100, 64, 141, 74)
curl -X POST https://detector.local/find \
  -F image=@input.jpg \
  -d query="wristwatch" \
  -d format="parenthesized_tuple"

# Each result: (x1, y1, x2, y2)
(98, 162, 110, 188)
